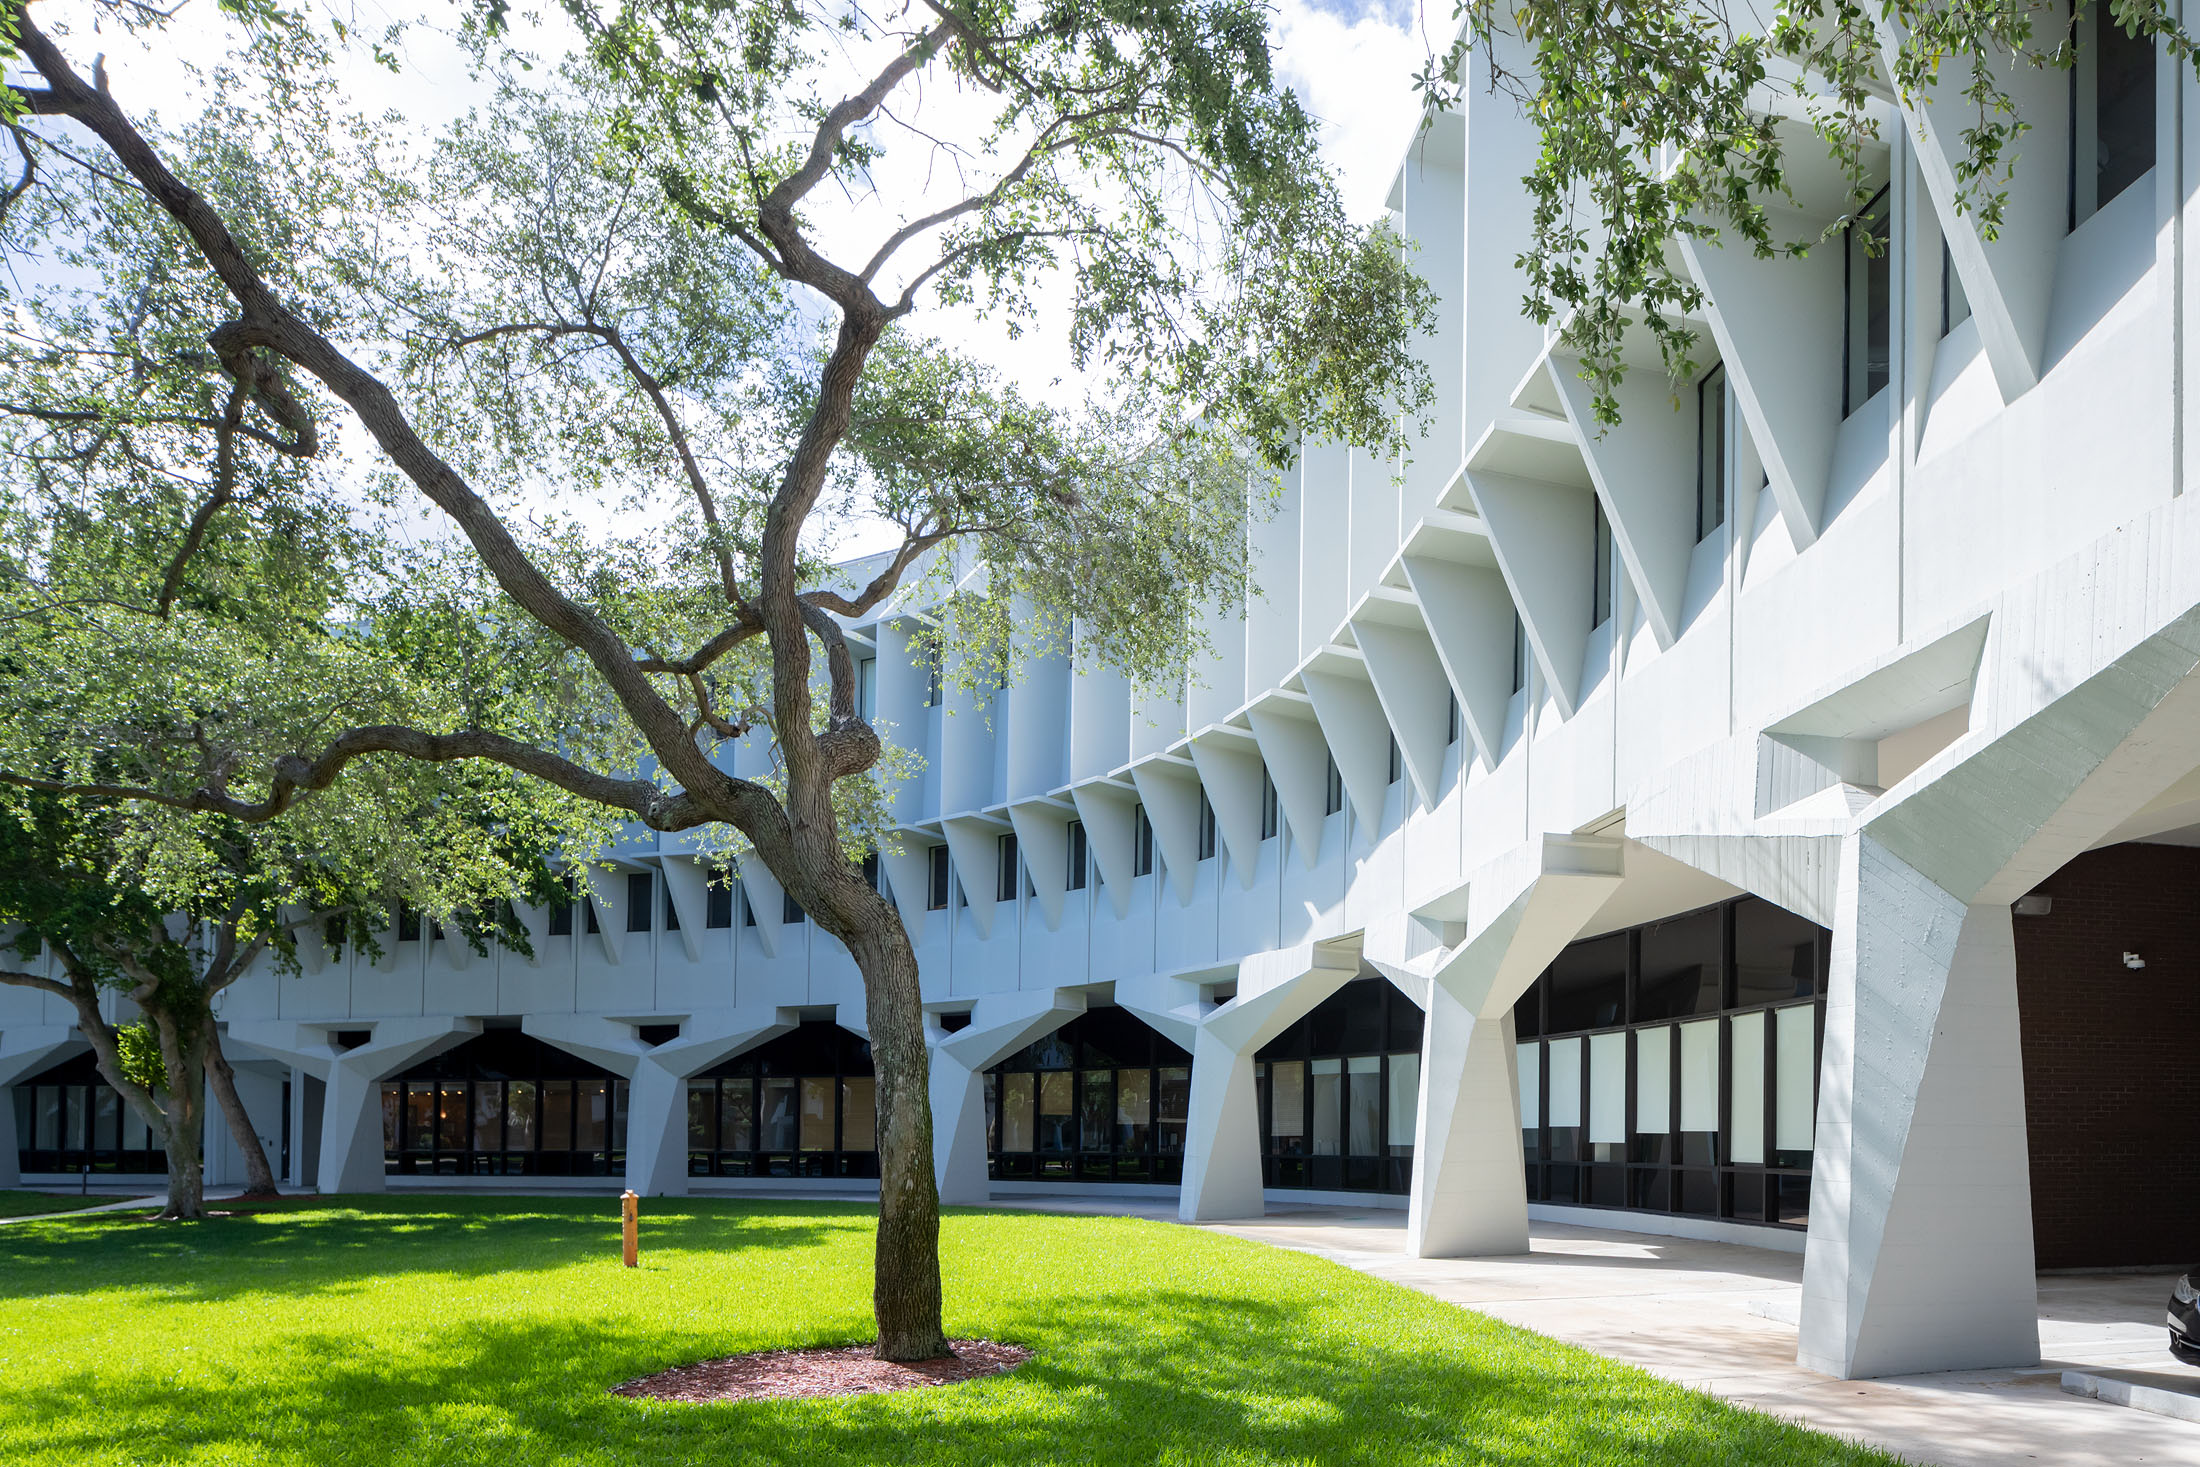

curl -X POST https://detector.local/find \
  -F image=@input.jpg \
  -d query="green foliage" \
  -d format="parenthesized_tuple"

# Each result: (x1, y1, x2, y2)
(1422, 1, 2194, 423)
(110, 1021, 166, 1098)
(0, 1197, 1906, 1466)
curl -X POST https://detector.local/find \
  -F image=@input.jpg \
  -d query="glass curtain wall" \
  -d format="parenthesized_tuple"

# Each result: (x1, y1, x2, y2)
(1514, 896, 1829, 1228)
(686, 1022, 878, 1179)
(381, 1030, 629, 1176)
(1256, 976, 1425, 1195)
(985, 1007, 1192, 1183)
(12, 1053, 168, 1175)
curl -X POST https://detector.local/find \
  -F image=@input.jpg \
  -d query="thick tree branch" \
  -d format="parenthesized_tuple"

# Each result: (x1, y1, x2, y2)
(0, 724, 729, 832)
(11, 15, 745, 820)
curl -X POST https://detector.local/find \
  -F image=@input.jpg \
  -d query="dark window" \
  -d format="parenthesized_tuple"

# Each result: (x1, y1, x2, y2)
(1067, 820, 1089, 890)
(1637, 906, 1723, 1021)
(584, 898, 600, 935)
(376, 1031, 628, 1179)
(706, 869, 735, 928)
(1546, 932, 1627, 1033)
(10, 1053, 167, 1177)
(998, 832, 1021, 902)
(1591, 497, 1613, 629)
(923, 640, 943, 707)
(397, 902, 422, 943)
(861, 851, 882, 894)
(782, 890, 806, 925)
(1386, 734, 1402, 785)
(625, 872, 653, 934)
(663, 879, 681, 932)
(1445, 693, 1460, 746)
(687, 1022, 877, 1180)
(1941, 239, 1971, 336)
(1133, 804, 1155, 877)
(1696, 364, 1727, 542)
(741, 885, 757, 927)
(1734, 896, 1823, 1006)
(334, 1030, 371, 1051)
(638, 1024, 680, 1046)
(1260, 766, 1279, 839)
(548, 898, 574, 937)
(1324, 753, 1344, 816)
(1197, 790, 1218, 860)
(986, 1008, 1195, 1186)
(927, 844, 951, 911)
(1843, 186, 1891, 416)
(1254, 978, 1425, 1195)
(324, 914, 346, 950)
(2094, 11, 2157, 216)
(1511, 611, 1528, 695)
(1514, 896, 1830, 1233)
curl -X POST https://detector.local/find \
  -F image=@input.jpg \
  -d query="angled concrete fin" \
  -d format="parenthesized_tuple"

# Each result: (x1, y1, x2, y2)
(879, 841, 933, 935)
(1128, 761, 1204, 906)
(1353, 616, 1453, 808)
(1881, 13, 2065, 399)
(733, 850, 784, 959)
(1006, 803, 1072, 931)
(1301, 668, 1392, 829)
(656, 856, 708, 963)
(523, 1013, 645, 1079)
(1402, 555, 1514, 769)
(1681, 233, 1840, 547)
(1466, 468, 1593, 717)
(1187, 735, 1267, 890)
(1069, 783, 1139, 919)
(1549, 354, 1696, 650)
(938, 817, 1002, 939)
(1245, 706, 1330, 869)
(581, 866, 624, 965)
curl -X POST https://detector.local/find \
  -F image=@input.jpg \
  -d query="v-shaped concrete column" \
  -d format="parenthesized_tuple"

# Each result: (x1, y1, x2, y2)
(928, 989, 1088, 1205)
(1798, 835, 2038, 1378)
(1178, 940, 1363, 1222)
(1405, 835, 1624, 1257)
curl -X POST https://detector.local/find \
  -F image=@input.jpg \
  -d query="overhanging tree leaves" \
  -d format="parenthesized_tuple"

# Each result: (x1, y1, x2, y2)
(1421, 0, 2195, 422)
(3, 0, 1431, 1358)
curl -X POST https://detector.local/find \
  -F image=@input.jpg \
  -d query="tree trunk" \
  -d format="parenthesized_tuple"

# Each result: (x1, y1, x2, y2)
(206, 1028, 280, 1199)
(851, 921, 948, 1361)
(153, 1012, 209, 1221)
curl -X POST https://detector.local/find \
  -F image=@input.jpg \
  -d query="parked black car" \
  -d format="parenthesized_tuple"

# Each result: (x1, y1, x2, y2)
(2172, 1269, 2200, 1366)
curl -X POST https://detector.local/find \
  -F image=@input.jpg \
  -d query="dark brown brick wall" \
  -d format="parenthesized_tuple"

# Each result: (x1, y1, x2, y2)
(2013, 842, 2200, 1269)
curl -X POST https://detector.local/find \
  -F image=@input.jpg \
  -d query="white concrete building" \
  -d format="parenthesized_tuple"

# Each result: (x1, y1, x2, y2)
(11, 17, 2200, 1382)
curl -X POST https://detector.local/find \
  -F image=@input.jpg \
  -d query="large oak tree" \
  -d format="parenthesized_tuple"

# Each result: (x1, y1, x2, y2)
(3, 0, 1431, 1357)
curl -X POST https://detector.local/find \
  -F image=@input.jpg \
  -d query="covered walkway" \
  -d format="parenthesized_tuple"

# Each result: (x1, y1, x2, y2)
(1012, 1198, 2200, 1467)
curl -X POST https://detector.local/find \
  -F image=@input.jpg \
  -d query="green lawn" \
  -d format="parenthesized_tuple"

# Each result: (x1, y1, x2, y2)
(0, 1197, 1899, 1466)
(0, 1189, 140, 1218)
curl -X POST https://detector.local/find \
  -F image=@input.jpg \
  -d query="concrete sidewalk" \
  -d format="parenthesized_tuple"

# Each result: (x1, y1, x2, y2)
(998, 1195, 2197, 1465)
(1199, 1207, 2200, 1467)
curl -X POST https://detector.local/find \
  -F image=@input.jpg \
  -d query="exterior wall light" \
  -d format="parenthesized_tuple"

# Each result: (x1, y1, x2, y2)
(2012, 894, 2052, 916)
(2123, 952, 2147, 970)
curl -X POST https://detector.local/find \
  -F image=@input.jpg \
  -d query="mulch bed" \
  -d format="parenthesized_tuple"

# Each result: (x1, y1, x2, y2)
(611, 1339, 1032, 1403)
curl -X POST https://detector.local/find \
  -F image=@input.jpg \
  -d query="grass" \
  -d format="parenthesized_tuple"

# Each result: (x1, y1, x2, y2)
(0, 1189, 140, 1218)
(0, 1196, 1901, 1466)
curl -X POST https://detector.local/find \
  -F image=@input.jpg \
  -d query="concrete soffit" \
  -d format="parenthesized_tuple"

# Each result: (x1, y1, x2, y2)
(1186, 734, 1267, 890)
(1068, 783, 1139, 919)
(1402, 554, 1516, 769)
(1352, 614, 1453, 809)
(1244, 705, 1331, 869)
(1547, 353, 1697, 650)
(1465, 463, 1593, 718)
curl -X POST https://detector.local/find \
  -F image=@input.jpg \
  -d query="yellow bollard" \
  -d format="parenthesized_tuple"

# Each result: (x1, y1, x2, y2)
(621, 1189, 639, 1268)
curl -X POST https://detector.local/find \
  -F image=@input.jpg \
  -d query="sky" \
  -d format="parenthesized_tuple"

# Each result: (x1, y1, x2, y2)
(8, 0, 1439, 560)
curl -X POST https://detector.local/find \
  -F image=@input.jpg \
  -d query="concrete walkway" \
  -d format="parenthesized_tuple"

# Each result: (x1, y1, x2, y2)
(999, 1195, 2198, 1464)
(1182, 1205, 2200, 1467)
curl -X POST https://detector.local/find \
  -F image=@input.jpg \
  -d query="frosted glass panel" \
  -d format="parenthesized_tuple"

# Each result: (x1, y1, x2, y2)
(1731, 1011, 1765, 1165)
(1548, 1037, 1581, 1127)
(1679, 1019, 1718, 1133)
(1517, 1043, 1540, 1128)
(1589, 1031, 1626, 1143)
(1386, 1053, 1419, 1147)
(1635, 1026, 1671, 1135)
(1777, 1005, 1816, 1152)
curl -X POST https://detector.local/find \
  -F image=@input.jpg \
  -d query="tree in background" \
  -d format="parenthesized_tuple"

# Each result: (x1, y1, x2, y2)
(4, 0, 1431, 1358)
(0, 84, 609, 1218)
(1422, 0, 2195, 421)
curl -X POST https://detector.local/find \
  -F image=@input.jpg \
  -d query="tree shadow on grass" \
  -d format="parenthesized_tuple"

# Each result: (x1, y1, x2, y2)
(0, 1196, 855, 1305)
(5, 1279, 1906, 1466)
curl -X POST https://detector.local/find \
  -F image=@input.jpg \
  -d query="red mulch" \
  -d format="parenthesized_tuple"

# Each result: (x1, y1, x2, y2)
(611, 1339, 1032, 1403)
